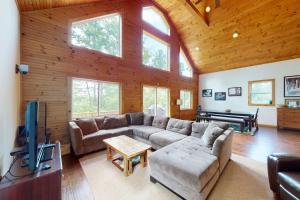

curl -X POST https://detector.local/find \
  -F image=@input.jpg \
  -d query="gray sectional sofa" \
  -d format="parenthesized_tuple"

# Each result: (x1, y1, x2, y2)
(69, 112, 234, 200)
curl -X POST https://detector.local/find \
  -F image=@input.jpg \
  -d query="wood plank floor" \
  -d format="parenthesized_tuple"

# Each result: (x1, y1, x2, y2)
(61, 127, 300, 200)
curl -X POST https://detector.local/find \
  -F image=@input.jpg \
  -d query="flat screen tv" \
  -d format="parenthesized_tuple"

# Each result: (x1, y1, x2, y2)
(24, 101, 47, 171)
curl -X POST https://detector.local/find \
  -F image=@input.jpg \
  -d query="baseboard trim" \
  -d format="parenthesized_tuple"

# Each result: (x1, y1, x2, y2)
(259, 124, 277, 128)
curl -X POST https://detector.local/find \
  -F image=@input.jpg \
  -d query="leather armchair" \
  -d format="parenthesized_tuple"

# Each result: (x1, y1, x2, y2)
(268, 153, 300, 200)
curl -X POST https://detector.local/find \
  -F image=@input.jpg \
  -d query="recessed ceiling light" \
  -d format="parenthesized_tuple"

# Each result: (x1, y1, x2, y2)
(195, 47, 200, 51)
(232, 32, 239, 38)
(205, 6, 211, 13)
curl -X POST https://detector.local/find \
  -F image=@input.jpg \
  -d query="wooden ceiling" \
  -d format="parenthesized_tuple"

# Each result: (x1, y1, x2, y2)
(16, 0, 300, 73)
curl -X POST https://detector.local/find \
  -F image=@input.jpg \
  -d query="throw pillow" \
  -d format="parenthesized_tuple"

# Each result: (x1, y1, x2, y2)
(202, 123, 224, 148)
(128, 112, 144, 125)
(103, 115, 128, 129)
(211, 121, 229, 130)
(76, 118, 99, 136)
(152, 116, 169, 129)
(191, 121, 209, 138)
(94, 116, 106, 130)
(144, 114, 154, 126)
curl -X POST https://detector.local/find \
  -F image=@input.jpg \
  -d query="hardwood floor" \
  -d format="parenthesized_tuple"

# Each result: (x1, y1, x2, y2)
(232, 127, 300, 163)
(61, 127, 300, 200)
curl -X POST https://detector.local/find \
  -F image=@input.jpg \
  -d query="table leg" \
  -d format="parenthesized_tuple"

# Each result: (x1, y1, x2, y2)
(141, 151, 147, 168)
(106, 146, 112, 160)
(124, 158, 129, 176)
(128, 160, 133, 174)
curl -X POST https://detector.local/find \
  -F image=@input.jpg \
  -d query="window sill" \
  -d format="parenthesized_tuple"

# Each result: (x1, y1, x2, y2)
(248, 103, 275, 107)
(142, 64, 170, 72)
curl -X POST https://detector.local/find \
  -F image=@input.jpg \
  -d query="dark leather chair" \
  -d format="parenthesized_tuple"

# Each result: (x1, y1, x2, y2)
(268, 153, 300, 200)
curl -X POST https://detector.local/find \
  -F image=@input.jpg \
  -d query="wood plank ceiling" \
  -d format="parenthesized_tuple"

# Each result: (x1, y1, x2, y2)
(16, 0, 300, 73)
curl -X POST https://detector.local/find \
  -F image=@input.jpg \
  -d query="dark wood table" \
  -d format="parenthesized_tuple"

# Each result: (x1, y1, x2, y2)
(0, 143, 62, 200)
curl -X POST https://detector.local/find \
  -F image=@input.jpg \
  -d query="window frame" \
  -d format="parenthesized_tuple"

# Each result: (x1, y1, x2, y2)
(180, 89, 193, 110)
(69, 12, 123, 58)
(179, 48, 193, 78)
(142, 31, 171, 71)
(142, 84, 170, 117)
(248, 79, 275, 107)
(71, 77, 122, 119)
(142, 6, 170, 36)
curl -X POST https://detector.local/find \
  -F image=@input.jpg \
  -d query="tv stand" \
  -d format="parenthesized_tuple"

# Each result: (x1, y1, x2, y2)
(0, 142, 62, 200)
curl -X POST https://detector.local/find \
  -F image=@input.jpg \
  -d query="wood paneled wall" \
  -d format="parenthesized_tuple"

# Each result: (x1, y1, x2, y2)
(21, 0, 199, 144)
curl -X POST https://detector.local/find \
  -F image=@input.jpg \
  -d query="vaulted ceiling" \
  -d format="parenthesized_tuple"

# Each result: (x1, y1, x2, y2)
(16, 0, 300, 73)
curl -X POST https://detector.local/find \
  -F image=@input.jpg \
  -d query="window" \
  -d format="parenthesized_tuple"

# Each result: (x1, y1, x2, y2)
(142, 31, 169, 70)
(72, 78, 120, 118)
(142, 6, 170, 35)
(71, 13, 122, 57)
(179, 49, 193, 78)
(248, 79, 275, 106)
(180, 90, 192, 110)
(143, 86, 170, 117)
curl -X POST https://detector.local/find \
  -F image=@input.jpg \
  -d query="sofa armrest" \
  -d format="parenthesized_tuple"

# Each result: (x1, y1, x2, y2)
(268, 153, 300, 193)
(69, 121, 84, 156)
(212, 128, 234, 173)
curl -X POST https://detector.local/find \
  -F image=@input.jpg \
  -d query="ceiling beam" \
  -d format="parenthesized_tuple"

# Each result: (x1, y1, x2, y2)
(184, 0, 209, 26)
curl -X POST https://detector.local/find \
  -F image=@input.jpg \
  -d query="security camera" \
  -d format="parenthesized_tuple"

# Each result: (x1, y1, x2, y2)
(16, 64, 29, 74)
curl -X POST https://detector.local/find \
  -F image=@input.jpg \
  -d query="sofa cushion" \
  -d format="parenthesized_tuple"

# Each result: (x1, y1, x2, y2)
(83, 127, 132, 146)
(166, 118, 192, 135)
(152, 116, 169, 129)
(75, 118, 99, 135)
(129, 125, 163, 140)
(149, 136, 219, 192)
(103, 115, 128, 129)
(149, 130, 186, 149)
(144, 114, 154, 126)
(82, 130, 113, 146)
(128, 112, 144, 125)
(94, 116, 106, 130)
(191, 122, 209, 138)
(202, 123, 224, 148)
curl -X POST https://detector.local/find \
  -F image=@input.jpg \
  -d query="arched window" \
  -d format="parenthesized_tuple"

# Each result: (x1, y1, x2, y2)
(142, 6, 170, 35)
(71, 13, 122, 57)
(142, 6, 170, 71)
(179, 49, 193, 78)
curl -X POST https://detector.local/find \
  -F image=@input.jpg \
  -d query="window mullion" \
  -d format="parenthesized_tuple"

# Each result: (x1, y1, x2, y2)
(98, 82, 100, 116)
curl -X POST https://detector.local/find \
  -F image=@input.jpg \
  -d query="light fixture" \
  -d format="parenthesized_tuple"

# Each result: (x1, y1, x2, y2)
(232, 32, 239, 38)
(15, 64, 29, 74)
(176, 99, 182, 106)
(195, 47, 200, 51)
(205, 6, 211, 13)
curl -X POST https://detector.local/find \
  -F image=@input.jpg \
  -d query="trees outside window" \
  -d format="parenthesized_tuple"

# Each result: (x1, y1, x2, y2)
(248, 79, 275, 106)
(142, 32, 169, 70)
(71, 13, 122, 57)
(179, 49, 193, 78)
(72, 78, 120, 118)
(180, 90, 192, 110)
(143, 86, 169, 117)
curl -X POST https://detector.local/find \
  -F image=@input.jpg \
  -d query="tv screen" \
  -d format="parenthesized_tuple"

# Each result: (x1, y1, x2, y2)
(24, 101, 47, 171)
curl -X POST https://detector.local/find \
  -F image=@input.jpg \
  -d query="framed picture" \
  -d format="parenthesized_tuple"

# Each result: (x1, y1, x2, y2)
(215, 92, 226, 101)
(202, 89, 212, 97)
(228, 87, 242, 96)
(284, 75, 300, 97)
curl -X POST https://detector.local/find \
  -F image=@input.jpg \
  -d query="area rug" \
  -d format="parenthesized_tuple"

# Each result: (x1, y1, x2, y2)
(79, 151, 273, 200)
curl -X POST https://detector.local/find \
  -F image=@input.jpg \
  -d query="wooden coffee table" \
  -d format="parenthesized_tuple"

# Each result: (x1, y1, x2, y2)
(103, 135, 151, 176)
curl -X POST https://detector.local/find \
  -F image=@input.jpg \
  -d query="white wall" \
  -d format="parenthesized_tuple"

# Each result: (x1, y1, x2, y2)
(0, 0, 20, 176)
(199, 58, 300, 126)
